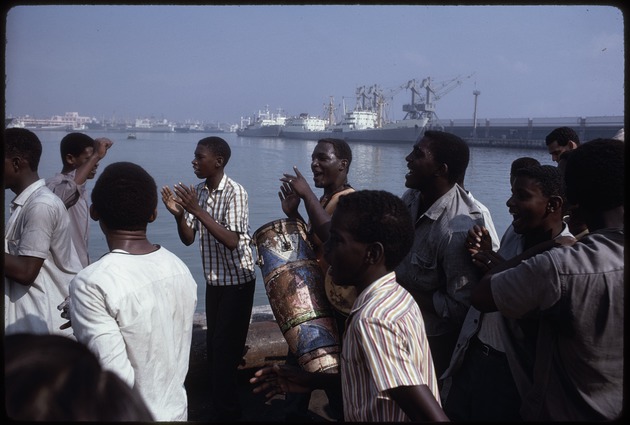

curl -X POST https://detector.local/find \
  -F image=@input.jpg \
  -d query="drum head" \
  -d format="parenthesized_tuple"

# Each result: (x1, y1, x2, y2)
(324, 267, 357, 316)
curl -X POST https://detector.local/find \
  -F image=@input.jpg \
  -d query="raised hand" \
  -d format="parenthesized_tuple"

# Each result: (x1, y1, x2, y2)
(161, 186, 184, 216)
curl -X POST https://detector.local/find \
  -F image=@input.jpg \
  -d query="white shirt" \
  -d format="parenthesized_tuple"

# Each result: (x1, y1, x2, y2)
(70, 246, 198, 421)
(4, 179, 81, 336)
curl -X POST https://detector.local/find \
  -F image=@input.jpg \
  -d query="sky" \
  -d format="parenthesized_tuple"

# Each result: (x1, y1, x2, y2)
(3, 4, 625, 126)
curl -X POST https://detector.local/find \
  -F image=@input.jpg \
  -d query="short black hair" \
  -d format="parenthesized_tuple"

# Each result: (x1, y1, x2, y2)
(318, 138, 352, 168)
(564, 138, 624, 211)
(198, 136, 231, 166)
(545, 126, 580, 147)
(4, 128, 42, 171)
(60, 132, 95, 165)
(91, 162, 157, 231)
(510, 156, 541, 176)
(423, 130, 470, 184)
(335, 190, 413, 270)
(513, 164, 564, 201)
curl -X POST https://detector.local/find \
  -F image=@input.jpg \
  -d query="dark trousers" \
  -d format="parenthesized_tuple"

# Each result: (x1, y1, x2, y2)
(205, 280, 255, 421)
(444, 336, 522, 422)
(428, 330, 460, 381)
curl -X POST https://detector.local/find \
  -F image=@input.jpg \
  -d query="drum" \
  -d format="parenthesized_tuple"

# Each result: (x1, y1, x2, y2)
(253, 218, 340, 373)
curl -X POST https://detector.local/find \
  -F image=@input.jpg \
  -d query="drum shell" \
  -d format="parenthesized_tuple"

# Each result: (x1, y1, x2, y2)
(253, 219, 340, 373)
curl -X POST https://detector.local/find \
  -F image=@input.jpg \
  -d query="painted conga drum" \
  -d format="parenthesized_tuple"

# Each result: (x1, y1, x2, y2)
(253, 218, 340, 373)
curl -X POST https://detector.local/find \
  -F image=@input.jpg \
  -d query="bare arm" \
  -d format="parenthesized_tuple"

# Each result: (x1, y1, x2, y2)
(4, 254, 45, 286)
(280, 166, 332, 242)
(73, 138, 113, 185)
(388, 385, 449, 422)
(250, 363, 340, 399)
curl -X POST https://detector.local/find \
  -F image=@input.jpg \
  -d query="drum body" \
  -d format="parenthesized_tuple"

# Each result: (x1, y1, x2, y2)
(253, 218, 340, 373)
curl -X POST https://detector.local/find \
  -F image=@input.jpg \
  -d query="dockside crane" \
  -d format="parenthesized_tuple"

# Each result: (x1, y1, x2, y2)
(402, 73, 475, 128)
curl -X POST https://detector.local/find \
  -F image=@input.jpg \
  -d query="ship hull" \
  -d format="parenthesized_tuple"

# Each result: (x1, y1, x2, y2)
(281, 123, 426, 143)
(236, 125, 283, 137)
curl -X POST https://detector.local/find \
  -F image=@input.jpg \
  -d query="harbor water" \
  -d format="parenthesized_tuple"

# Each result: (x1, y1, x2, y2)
(4, 130, 554, 313)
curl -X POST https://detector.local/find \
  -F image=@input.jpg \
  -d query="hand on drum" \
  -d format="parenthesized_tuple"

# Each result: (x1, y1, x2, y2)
(250, 363, 313, 399)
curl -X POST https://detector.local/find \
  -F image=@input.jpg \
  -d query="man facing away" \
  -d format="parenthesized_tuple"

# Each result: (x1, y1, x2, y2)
(4, 128, 82, 336)
(46, 132, 112, 267)
(70, 162, 197, 421)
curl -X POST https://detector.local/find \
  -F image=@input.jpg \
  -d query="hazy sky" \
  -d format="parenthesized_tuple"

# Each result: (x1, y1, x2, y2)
(4, 4, 624, 125)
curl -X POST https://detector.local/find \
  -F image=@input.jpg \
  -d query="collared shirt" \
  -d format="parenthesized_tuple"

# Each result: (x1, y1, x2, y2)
(490, 229, 624, 421)
(185, 174, 255, 286)
(70, 246, 198, 421)
(46, 170, 90, 267)
(4, 179, 82, 336)
(342, 272, 441, 422)
(395, 184, 486, 336)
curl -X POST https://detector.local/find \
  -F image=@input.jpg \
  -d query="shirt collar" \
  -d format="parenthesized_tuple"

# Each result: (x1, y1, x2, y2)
(348, 271, 397, 316)
(203, 173, 228, 193)
(10, 179, 46, 208)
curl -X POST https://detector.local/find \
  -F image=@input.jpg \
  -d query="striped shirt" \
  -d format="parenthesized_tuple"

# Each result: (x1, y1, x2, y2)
(185, 174, 255, 286)
(342, 272, 441, 422)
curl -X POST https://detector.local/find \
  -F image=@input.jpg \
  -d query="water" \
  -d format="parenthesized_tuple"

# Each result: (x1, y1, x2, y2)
(4, 130, 553, 312)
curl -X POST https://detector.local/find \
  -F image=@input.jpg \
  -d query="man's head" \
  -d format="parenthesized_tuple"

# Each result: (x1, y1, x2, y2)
(311, 138, 352, 189)
(4, 128, 42, 193)
(545, 127, 580, 163)
(60, 132, 95, 170)
(564, 138, 624, 230)
(324, 190, 414, 285)
(4, 128, 42, 172)
(507, 165, 564, 235)
(90, 162, 157, 231)
(405, 130, 469, 190)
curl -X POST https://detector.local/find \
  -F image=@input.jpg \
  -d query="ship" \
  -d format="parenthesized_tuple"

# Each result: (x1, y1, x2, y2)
(129, 117, 175, 133)
(236, 106, 287, 137)
(7, 112, 97, 131)
(280, 113, 328, 139)
(279, 77, 465, 143)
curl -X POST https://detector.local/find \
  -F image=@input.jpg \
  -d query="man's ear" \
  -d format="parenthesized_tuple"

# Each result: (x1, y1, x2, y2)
(339, 158, 348, 171)
(568, 140, 579, 149)
(149, 208, 158, 223)
(548, 196, 563, 214)
(64, 153, 76, 167)
(436, 162, 448, 178)
(365, 242, 385, 265)
(89, 203, 99, 221)
(215, 156, 224, 168)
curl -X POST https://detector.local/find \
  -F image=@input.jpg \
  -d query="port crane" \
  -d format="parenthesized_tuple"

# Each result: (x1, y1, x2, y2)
(402, 73, 475, 128)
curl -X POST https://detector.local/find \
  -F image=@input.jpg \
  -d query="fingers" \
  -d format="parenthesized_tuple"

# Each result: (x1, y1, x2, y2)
(293, 166, 304, 179)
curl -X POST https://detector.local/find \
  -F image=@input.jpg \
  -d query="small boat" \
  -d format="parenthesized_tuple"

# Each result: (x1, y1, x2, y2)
(127, 133, 137, 140)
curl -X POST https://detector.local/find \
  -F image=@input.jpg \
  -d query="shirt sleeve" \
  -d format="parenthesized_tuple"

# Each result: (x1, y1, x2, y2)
(490, 251, 562, 318)
(16, 199, 61, 259)
(355, 317, 426, 391)
(70, 273, 135, 386)
(432, 229, 480, 326)
(224, 185, 249, 234)
(46, 175, 81, 209)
